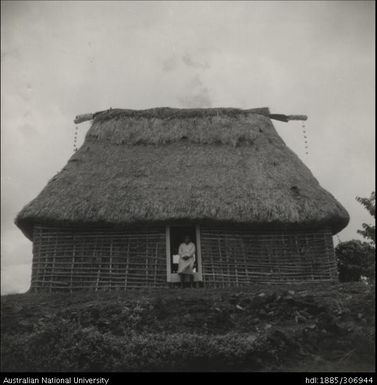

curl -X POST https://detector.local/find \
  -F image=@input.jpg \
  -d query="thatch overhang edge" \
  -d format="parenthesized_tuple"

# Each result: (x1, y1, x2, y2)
(16, 215, 349, 241)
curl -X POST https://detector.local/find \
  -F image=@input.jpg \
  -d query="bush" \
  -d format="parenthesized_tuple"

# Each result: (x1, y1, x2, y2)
(336, 240, 375, 282)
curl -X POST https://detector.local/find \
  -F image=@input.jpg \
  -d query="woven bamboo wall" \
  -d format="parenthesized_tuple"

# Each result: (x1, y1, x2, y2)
(31, 225, 167, 291)
(30, 225, 337, 292)
(200, 226, 337, 287)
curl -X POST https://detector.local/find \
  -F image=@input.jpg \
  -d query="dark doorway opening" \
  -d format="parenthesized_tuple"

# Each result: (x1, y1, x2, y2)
(170, 226, 197, 273)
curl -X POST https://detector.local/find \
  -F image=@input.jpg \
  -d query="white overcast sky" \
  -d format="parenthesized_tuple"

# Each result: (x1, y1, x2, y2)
(1, 1, 375, 294)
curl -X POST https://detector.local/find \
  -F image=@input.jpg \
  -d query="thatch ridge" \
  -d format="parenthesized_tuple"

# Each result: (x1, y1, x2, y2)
(87, 108, 276, 147)
(16, 107, 349, 239)
(92, 107, 271, 122)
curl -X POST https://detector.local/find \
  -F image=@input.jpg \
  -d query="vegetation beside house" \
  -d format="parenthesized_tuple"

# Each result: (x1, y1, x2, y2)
(336, 192, 375, 282)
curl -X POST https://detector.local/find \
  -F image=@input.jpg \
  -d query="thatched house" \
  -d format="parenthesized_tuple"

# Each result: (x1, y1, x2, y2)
(16, 107, 349, 291)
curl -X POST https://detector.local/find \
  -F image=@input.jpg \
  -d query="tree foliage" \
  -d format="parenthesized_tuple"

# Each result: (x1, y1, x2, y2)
(336, 240, 375, 282)
(356, 192, 375, 245)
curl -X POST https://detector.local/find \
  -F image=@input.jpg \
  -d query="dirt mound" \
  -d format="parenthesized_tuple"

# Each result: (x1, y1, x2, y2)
(1, 282, 374, 371)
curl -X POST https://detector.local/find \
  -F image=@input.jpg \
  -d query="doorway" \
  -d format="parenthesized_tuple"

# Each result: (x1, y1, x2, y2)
(170, 226, 197, 273)
(166, 225, 203, 283)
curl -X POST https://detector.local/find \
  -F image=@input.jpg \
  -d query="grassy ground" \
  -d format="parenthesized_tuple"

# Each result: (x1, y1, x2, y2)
(1, 282, 375, 372)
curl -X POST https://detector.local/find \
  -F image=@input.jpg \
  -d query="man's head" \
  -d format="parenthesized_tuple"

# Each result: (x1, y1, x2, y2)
(184, 235, 191, 244)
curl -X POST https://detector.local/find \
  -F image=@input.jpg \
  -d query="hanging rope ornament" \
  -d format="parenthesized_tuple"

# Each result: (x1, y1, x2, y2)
(73, 126, 79, 152)
(302, 120, 309, 156)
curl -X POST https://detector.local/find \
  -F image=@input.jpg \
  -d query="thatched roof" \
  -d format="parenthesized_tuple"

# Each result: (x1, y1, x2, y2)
(16, 107, 349, 239)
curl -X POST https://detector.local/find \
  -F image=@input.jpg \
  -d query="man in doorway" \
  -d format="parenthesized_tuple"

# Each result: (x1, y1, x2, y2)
(178, 235, 196, 286)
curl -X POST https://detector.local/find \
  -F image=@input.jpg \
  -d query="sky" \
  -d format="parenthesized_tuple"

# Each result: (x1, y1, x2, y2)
(1, 1, 375, 294)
